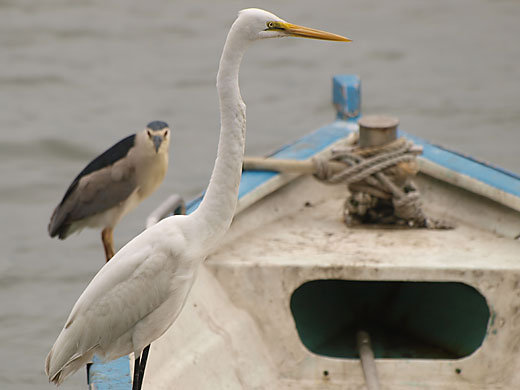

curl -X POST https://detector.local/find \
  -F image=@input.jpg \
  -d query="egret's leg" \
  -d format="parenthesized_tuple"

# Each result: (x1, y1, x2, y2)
(132, 355, 141, 390)
(86, 362, 92, 386)
(101, 227, 115, 262)
(137, 345, 151, 390)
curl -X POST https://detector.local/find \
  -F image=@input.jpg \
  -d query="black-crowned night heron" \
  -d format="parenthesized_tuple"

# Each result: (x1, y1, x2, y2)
(48, 120, 171, 262)
(45, 9, 349, 390)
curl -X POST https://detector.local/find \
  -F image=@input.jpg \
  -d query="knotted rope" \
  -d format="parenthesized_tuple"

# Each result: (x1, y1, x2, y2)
(312, 135, 451, 229)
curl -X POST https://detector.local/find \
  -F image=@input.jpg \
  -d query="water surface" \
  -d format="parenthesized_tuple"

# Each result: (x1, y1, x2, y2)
(1, 1, 519, 388)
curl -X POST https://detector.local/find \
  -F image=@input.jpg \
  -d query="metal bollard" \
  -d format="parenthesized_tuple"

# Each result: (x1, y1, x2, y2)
(358, 115, 399, 148)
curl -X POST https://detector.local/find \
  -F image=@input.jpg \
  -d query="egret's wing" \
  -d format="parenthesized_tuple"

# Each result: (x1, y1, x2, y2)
(47, 223, 192, 382)
(48, 134, 137, 237)
(65, 227, 172, 330)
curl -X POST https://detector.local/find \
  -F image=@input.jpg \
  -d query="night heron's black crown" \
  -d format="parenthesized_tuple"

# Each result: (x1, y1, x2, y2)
(147, 121, 169, 131)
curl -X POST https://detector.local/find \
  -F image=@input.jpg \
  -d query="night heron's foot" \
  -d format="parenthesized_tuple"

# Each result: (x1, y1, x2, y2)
(102, 228, 115, 262)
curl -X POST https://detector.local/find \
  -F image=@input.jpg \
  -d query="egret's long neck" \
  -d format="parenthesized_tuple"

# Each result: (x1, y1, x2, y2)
(188, 23, 250, 252)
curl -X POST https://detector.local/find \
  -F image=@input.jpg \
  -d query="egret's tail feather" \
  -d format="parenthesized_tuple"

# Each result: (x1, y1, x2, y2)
(46, 342, 98, 385)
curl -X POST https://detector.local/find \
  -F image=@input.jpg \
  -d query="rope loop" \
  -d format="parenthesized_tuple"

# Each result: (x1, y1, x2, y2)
(313, 136, 451, 229)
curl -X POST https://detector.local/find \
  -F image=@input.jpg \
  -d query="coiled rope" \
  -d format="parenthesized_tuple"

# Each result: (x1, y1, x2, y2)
(312, 135, 451, 229)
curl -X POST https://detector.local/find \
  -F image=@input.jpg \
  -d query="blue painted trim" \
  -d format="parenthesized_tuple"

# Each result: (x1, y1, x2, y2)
(333, 75, 361, 120)
(401, 131, 520, 198)
(88, 355, 131, 389)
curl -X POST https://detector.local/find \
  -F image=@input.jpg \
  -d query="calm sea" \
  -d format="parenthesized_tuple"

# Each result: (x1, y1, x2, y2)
(1, 0, 519, 388)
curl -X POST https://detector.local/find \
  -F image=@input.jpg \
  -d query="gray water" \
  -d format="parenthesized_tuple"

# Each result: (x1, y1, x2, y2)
(1, 0, 519, 389)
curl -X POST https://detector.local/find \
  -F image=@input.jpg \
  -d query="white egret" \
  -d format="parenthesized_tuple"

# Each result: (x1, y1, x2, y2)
(45, 8, 349, 390)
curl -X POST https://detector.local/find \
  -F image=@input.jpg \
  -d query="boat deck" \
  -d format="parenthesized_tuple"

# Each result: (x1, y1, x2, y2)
(212, 177, 519, 272)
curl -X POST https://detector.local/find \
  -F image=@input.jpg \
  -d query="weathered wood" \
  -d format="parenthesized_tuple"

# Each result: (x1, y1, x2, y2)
(243, 157, 345, 174)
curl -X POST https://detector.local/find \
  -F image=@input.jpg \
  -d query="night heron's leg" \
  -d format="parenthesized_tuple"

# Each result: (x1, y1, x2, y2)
(101, 227, 115, 262)
(132, 354, 141, 390)
(137, 345, 151, 390)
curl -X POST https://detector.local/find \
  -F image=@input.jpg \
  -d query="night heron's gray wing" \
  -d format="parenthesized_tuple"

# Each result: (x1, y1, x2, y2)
(49, 135, 138, 238)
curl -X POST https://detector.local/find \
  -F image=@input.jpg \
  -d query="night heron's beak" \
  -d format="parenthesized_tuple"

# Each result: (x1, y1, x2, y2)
(152, 135, 163, 153)
(281, 22, 351, 42)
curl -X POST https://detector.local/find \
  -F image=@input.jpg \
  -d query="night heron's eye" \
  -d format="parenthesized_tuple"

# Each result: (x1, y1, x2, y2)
(164, 130, 169, 138)
(147, 130, 152, 138)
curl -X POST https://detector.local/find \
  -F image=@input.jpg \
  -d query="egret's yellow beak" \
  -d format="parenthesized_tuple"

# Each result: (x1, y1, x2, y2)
(281, 22, 351, 42)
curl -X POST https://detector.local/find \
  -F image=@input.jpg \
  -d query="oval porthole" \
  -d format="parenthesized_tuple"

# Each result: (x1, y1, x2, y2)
(290, 280, 490, 359)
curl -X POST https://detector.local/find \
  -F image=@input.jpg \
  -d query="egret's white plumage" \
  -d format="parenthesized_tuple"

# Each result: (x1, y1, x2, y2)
(45, 8, 349, 387)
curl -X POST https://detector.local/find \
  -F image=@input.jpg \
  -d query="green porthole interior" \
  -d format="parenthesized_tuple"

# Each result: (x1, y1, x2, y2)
(290, 280, 490, 359)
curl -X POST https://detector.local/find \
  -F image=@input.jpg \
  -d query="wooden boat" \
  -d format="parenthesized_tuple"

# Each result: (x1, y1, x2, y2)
(88, 75, 520, 390)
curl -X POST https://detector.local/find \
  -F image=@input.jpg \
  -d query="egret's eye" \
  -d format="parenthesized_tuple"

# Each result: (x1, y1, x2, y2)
(266, 21, 285, 31)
